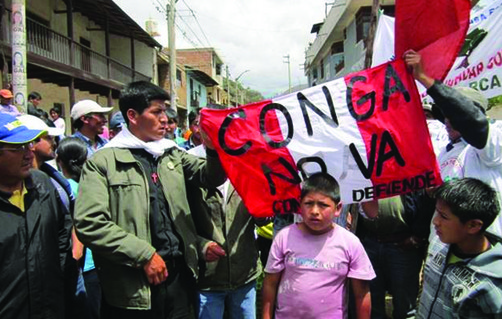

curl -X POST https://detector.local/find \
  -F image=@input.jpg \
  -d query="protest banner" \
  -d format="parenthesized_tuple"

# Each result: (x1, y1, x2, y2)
(395, 0, 470, 81)
(374, 0, 502, 98)
(201, 59, 442, 217)
(371, 14, 395, 67)
(445, 0, 502, 98)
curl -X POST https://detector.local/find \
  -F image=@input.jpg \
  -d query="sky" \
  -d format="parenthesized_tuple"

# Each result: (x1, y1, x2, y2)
(113, 0, 331, 98)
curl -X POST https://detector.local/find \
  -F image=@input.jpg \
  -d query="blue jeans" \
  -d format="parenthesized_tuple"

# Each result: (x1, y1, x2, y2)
(362, 237, 423, 319)
(198, 281, 256, 319)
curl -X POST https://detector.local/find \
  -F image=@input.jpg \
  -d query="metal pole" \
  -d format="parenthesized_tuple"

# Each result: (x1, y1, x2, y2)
(12, 0, 27, 113)
(235, 78, 238, 106)
(283, 54, 291, 93)
(168, 0, 177, 111)
(235, 70, 249, 106)
(364, 0, 380, 69)
(226, 65, 230, 107)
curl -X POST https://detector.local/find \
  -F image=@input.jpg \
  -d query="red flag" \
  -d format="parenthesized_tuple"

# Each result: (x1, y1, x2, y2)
(201, 60, 441, 218)
(395, 0, 471, 80)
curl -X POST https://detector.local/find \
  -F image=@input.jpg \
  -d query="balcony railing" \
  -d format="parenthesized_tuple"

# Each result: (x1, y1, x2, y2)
(1, 9, 151, 84)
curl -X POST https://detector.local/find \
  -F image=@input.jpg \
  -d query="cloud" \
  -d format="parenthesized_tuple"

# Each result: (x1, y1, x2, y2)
(114, 0, 327, 97)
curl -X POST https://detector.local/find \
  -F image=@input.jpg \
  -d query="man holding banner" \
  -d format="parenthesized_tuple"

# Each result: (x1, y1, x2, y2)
(74, 81, 226, 319)
(404, 49, 502, 237)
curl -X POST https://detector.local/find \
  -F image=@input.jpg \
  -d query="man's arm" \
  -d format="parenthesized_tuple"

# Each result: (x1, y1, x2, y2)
(262, 272, 282, 319)
(404, 49, 489, 149)
(351, 278, 371, 319)
(180, 148, 226, 188)
(56, 190, 73, 272)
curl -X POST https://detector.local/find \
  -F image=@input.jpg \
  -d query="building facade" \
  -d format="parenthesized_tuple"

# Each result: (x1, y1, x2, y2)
(304, 0, 395, 87)
(0, 0, 161, 133)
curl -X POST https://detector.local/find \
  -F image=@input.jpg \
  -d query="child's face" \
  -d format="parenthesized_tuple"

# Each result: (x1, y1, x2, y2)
(300, 191, 342, 235)
(433, 199, 469, 244)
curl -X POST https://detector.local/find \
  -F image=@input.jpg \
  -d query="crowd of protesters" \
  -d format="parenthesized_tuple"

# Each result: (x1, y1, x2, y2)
(1, 51, 502, 319)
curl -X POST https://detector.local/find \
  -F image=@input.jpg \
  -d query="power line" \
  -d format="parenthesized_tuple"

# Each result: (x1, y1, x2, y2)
(176, 12, 207, 48)
(151, 0, 206, 49)
(180, 0, 212, 47)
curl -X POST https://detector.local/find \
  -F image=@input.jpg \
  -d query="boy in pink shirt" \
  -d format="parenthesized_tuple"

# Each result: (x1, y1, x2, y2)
(262, 173, 375, 319)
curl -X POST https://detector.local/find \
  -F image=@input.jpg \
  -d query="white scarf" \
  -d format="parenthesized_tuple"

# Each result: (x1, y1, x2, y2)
(102, 127, 181, 158)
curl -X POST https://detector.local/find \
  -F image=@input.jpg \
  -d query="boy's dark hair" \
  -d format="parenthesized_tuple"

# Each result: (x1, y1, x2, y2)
(119, 81, 170, 125)
(434, 178, 500, 232)
(301, 172, 341, 204)
(28, 91, 42, 101)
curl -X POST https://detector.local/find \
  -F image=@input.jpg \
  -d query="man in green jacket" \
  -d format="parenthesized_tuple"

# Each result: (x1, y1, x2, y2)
(74, 81, 226, 319)
(187, 144, 260, 319)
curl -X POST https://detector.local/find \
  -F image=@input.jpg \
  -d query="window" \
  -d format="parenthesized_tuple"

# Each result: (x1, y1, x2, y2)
(356, 6, 372, 44)
(331, 42, 343, 55)
(331, 41, 344, 74)
(176, 69, 182, 86)
(381, 5, 395, 17)
(312, 67, 318, 80)
(216, 63, 222, 76)
(320, 59, 324, 79)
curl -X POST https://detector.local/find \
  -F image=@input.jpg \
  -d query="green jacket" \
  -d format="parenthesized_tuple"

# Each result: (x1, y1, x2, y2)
(188, 183, 260, 291)
(74, 147, 225, 310)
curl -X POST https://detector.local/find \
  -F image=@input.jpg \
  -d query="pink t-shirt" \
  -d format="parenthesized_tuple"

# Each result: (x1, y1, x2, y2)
(265, 223, 375, 319)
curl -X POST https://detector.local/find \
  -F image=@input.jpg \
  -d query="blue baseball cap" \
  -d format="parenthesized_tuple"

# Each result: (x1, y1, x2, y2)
(110, 111, 125, 129)
(0, 113, 46, 144)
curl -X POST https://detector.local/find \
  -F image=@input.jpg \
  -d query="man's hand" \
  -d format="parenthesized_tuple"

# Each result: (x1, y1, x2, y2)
(205, 242, 226, 262)
(403, 49, 435, 89)
(199, 113, 215, 150)
(143, 252, 168, 285)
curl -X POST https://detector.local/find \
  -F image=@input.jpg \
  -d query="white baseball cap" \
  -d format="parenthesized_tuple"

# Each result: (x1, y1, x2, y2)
(71, 100, 112, 120)
(18, 114, 65, 136)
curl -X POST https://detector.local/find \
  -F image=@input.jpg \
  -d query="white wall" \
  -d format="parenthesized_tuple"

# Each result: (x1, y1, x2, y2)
(134, 40, 154, 78)
(110, 34, 131, 66)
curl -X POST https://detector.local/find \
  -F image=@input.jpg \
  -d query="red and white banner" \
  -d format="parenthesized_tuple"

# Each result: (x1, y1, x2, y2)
(395, 0, 471, 81)
(374, 1, 502, 98)
(201, 60, 442, 217)
(444, 0, 502, 98)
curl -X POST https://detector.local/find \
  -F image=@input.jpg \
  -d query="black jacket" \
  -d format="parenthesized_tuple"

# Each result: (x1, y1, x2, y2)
(0, 170, 72, 319)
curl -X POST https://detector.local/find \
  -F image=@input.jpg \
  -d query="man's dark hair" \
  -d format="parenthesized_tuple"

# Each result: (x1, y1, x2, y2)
(73, 118, 84, 130)
(28, 91, 42, 101)
(119, 81, 170, 125)
(188, 110, 199, 126)
(301, 172, 341, 204)
(434, 178, 500, 232)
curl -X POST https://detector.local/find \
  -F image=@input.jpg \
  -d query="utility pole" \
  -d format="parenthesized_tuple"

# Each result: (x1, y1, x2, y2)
(283, 54, 291, 93)
(364, 0, 380, 69)
(235, 70, 249, 106)
(167, 0, 177, 111)
(234, 78, 238, 107)
(226, 65, 230, 107)
(12, 0, 27, 113)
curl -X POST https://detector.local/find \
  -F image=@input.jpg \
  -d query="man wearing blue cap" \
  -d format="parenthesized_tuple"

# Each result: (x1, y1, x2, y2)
(0, 113, 72, 319)
(109, 111, 126, 140)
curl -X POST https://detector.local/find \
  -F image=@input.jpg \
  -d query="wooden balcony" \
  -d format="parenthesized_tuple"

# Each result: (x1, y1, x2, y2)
(1, 9, 150, 92)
